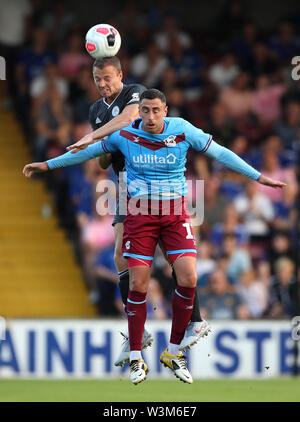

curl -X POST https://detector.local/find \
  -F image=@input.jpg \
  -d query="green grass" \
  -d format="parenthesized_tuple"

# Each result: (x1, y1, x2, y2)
(0, 378, 299, 402)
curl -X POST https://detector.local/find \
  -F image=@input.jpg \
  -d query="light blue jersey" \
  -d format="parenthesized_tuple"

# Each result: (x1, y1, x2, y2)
(47, 117, 261, 198)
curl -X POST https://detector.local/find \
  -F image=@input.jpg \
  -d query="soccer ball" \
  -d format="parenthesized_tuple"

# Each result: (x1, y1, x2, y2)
(85, 24, 121, 59)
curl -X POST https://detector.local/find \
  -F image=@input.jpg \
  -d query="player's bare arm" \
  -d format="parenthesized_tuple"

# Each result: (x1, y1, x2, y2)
(67, 103, 139, 154)
(23, 162, 49, 178)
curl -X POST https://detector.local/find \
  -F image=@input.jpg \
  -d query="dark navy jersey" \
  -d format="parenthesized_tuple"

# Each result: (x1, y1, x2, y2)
(88, 83, 146, 174)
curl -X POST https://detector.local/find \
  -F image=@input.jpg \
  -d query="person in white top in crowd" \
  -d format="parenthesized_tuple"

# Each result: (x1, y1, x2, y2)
(209, 52, 240, 89)
(234, 180, 275, 238)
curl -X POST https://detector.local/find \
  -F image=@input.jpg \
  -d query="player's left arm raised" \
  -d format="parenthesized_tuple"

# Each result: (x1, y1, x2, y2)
(185, 120, 287, 189)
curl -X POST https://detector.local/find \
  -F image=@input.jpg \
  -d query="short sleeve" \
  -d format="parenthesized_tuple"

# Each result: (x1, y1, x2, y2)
(124, 85, 146, 106)
(182, 120, 212, 151)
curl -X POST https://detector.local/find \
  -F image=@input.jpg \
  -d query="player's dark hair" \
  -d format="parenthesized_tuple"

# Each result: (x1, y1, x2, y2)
(140, 89, 166, 104)
(93, 56, 122, 72)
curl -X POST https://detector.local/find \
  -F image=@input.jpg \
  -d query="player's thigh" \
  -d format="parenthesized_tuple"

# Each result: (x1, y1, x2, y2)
(122, 213, 160, 267)
(114, 222, 124, 249)
(113, 223, 128, 272)
(160, 215, 197, 261)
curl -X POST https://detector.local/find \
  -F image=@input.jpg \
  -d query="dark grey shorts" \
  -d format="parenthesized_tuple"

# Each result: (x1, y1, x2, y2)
(112, 200, 127, 226)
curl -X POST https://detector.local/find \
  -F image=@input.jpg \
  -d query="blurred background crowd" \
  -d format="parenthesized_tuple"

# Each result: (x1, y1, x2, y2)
(1, 0, 300, 320)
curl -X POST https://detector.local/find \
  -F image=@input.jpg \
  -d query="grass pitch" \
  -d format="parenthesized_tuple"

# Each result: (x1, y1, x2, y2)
(0, 378, 299, 402)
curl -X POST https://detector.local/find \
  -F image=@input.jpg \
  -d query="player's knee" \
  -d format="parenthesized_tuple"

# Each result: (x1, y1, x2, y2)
(130, 277, 148, 293)
(177, 272, 197, 288)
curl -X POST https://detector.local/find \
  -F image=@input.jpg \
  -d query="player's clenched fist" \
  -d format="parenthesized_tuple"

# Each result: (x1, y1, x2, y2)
(23, 162, 49, 178)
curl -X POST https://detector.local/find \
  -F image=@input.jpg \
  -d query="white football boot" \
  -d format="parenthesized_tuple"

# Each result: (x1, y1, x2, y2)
(129, 359, 148, 385)
(179, 320, 211, 352)
(160, 348, 193, 384)
(114, 329, 153, 367)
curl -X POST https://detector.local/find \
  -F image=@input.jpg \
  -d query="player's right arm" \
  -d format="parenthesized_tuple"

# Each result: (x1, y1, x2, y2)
(23, 136, 118, 178)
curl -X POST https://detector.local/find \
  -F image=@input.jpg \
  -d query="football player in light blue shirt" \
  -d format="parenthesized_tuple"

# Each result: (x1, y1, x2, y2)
(23, 89, 286, 385)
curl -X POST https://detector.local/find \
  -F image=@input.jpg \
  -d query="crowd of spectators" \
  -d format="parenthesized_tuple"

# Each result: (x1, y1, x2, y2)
(1, 0, 300, 319)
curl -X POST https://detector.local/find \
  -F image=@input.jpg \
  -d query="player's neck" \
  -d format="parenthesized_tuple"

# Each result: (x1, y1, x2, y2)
(105, 84, 123, 104)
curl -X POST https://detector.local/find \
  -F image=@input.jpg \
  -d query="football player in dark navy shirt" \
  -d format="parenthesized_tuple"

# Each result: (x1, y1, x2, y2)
(53, 58, 210, 365)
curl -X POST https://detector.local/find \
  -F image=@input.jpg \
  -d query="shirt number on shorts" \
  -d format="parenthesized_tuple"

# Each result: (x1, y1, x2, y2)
(182, 223, 194, 239)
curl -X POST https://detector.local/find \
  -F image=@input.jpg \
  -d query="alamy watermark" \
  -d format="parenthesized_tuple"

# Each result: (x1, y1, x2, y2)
(291, 56, 300, 81)
(0, 56, 6, 80)
(95, 173, 205, 226)
(291, 316, 300, 341)
(0, 316, 6, 341)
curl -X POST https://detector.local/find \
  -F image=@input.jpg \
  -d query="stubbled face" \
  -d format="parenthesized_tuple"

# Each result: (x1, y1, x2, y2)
(139, 98, 168, 134)
(93, 65, 123, 103)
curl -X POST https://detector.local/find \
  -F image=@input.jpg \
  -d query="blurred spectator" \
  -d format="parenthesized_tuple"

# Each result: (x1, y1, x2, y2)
(34, 85, 72, 161)
(209, 52, 240, 89)
(269, 21, 299, 63)
(151, 258, 175, 306)
(68, 159, 104, 226)
(266, 257, 297, 318)
(15, 27, 57, 134)
(237, 269, 269, 318)
(199, 269, 250, 320)
(217, 0, 246, 40)
(165, 87, 191, 120)
(30, 62, 69, 117)
(257, 149, 298, 204)
(201, 176, 229, 236)
(16, 27, 57, 86)
(153, 14, 192, 52)
(130, 42, 169, 87)
(147, 278, 170, 319)
(58, 32, 92, 81)
(0, 0, 32, 107)
(268, 231, 294, 275)
(81, 212, 115, 304)
(219, 72, 253, 119)
(206, 102, 237, 147)
(251, 74, 286, 126)
(248, 41, 279, 77)
(275, 100, 300, 151)
(222, 232, 252, 284)
(257, 260, 272, 288)
(211, 204, 249, 246)
(231, 21, 259, 66)
(196, 241, 216, 287)
(167, 36, 204, 100)
(158, 66, 179, 93)
(272, 183, 297, 231)
(69, 64, 93, 104)
(93, 244, 120, 316)
(41, 0, 76, 47)
(234, 180, 274, 239)
(215, 135, 251, 190)
(73, 78, 99, 123)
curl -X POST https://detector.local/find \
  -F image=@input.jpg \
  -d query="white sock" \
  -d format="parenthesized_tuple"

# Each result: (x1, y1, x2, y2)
(168, 343, 180, 355)
(130, 351, 142, 361)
